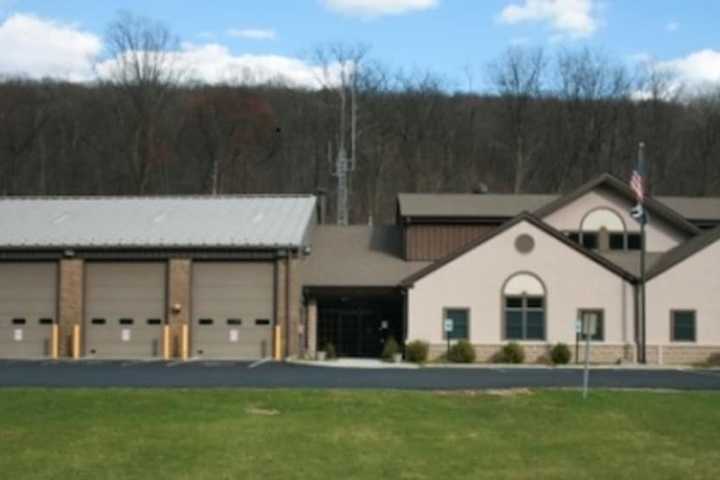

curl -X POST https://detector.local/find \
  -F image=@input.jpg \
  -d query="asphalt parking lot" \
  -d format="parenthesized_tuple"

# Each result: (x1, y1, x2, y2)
(1, 359, 720, 390)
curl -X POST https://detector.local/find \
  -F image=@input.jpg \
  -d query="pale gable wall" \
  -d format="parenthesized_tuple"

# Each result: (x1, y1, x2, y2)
(646, 240, 720, 345)
(542, 188, 688, 252)
(407, 220, 634, 345)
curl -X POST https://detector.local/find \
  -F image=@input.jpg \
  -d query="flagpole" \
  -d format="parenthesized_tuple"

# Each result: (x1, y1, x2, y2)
(638, 142, 647, 364)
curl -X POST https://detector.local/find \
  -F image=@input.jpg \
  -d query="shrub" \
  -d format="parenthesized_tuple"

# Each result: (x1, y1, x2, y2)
(405, 340, 429, 363)
(550, 343, 571, 365)
(382, 336, 400, 361)
(324, 342, 336, 360)
(707, 352, 720, 366)
(447, 340, 476, 363)
(496, 342, 525, 364)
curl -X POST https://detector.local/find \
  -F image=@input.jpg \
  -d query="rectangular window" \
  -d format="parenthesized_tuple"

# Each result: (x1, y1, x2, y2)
(227, 319, 243, 325)
(672, 311, 696, 342)
(444, 308, 469, 340)
(38, 318, 54, 325)
(504, 296, 546, 340)
(627, 233, 642, 250)
(255, 319, 271, 326)
(199, 318, 213, 325)
(578, 310, 604, 341)
(12, 318, 26, 325)
(91, 318, 106, 325)
(609, 233, 625, 250)
(582, 232, 598, 249)
(119, 318, 134, 325)
(146, 318, 162, 325)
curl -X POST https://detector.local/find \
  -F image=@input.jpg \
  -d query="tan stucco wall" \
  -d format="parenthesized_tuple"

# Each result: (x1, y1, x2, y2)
(407, 220, 634, 348)
(646, 239, 720, 347)
(542, 189, 687, 252)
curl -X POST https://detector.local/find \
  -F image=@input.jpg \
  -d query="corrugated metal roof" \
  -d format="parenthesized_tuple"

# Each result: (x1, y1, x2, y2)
(301, 225, 430, 287)
(0, 195, 316, 249)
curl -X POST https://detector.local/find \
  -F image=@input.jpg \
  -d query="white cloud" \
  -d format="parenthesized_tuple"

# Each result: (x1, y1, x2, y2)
(322, 0, 438, 17)
(227, 28, 276, 40)
(96, 42, 342, 89)
(0, 13, 336, 88)
(665, 21, 679, 32)
(0, 13, 101, 81)
(657, 49, 720, 86)
(497, 0, 598, 38)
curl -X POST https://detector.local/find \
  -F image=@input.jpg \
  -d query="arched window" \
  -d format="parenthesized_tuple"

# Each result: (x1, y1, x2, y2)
(568, 208, 640, 250)
(503, 273, 546, 340)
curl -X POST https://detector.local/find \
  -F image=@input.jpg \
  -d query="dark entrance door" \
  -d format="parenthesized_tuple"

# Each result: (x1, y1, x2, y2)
(318, 308, 383, 357)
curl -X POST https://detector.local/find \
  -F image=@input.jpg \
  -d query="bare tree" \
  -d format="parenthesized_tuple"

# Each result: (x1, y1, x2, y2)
(487, 47, 545, 192)
(100, 12, 181, 193)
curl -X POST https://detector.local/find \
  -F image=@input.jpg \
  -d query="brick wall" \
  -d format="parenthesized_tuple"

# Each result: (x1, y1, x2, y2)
(167, 258, 191, 358)
(428, 343, 632, 364)
(58, 259, 84, 357)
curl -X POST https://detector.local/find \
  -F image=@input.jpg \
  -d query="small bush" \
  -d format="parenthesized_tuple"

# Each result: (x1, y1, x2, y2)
(405, 340, 429, 363)
(447, 340, 476, 363)
(324, 342, 336, 359)
(550, 343, 571, 365)
(382, 336, 400, 361)
(496, 342, 525, 364)
(707, 352, 720, 366)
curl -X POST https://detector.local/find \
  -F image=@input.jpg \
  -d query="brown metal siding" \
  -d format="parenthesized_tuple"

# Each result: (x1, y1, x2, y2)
(404, 224, 498, 261)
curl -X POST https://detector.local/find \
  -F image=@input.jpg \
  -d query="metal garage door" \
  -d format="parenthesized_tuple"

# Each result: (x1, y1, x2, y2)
(0, 263, 57, 359)
(85, 263, 165, 359)
(192, 262, 274, 359)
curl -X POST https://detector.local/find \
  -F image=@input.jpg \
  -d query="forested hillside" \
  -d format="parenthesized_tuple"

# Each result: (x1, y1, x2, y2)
(1, 30, 719, 223)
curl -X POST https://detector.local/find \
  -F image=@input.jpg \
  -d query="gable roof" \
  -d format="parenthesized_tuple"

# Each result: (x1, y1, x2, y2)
(533, 174, 702, 236)
(400, 212, 637, 287)
(647, 225, 720, 279)
(0, 195, 316, 250)
(656, 196, 720, 223)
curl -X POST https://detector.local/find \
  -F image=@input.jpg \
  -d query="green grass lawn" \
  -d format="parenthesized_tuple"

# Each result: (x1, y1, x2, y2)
(1, 388, 719, 480)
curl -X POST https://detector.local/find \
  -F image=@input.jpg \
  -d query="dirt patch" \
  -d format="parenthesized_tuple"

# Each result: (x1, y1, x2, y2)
(434, 388, 534, 397)
(245, 407, 280, 416)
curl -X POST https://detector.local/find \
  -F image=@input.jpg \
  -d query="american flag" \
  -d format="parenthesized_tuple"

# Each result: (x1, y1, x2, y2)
(630, 146, 646, 203)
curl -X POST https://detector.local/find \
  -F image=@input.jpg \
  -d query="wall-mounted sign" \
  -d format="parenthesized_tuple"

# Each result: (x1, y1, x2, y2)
(13, 329, 23, 342)
(229, 329, 239, 343)
(121, 329, 131, 342)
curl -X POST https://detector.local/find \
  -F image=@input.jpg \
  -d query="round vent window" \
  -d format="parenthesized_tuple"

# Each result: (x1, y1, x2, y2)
(515, 234, 535, 254)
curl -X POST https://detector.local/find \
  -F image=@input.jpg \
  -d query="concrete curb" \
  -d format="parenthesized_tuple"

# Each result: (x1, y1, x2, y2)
(288, 359, 420, 369)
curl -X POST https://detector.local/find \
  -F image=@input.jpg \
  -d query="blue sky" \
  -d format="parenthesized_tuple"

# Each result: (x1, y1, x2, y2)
(0, 0, 718, 89)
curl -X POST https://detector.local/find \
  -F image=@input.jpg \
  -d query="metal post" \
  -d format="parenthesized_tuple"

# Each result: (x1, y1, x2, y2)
(638, 141, 648, 364)
(582, 314, 591, 399)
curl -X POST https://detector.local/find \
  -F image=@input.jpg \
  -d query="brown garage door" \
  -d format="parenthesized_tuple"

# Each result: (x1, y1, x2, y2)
(192, 262, 274, 359)
(85, 262, 165, 359)
(0, 263, 57, 359)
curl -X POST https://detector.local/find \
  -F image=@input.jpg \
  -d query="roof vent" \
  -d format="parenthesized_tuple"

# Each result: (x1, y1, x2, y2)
(53, 213, 69, 224)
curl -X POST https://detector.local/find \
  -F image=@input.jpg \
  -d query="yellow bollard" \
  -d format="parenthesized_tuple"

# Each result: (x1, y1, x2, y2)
(181, 324, 189, 361)
(72, 324, 81, 359)
(163, 325, 171, 360)
(51, 324, 59, 360)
